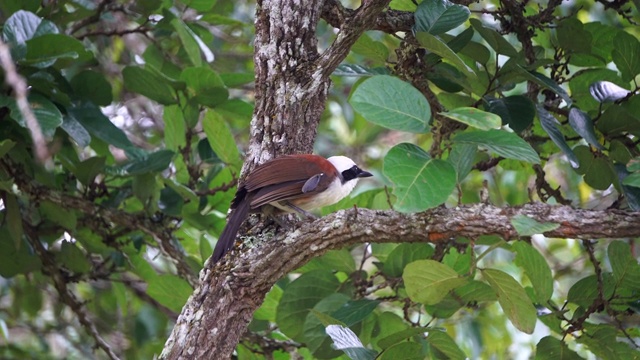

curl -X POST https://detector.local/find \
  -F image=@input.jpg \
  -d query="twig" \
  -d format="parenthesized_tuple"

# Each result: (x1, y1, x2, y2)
(0, 38, 50, 164)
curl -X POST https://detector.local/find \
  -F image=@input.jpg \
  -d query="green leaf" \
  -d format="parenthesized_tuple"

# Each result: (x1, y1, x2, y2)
(276, 270, 341, 340)
(298, 249, 356, 274)
(535, 336, 583, 360)
(469, 18, 518, 56)
(2, 10, 42, 45)
(180, 67, 229, 107)
(61, 114, 91, 147)
(404, 260, 468, 305)
(440, 107, 501, 130)
(453, 129, 540, 164)
(379, 341, 423, 360)
(219, 72, 255, 88)
(608, 241, 640, 290)
(482, 268, 537, 334)
(448, 143, 476, 183)
(304, 295, 351, 359)
(537, 105, 579, 166)
(40, 201, 77, 230)
(622, 172, 640, 188)
(567, 108, 603, 150)
(3, 193, 23, 249)
(612, 31, 640, 82)
(254, 285, 283, 322)
(202, 110, 241, 171)
(0, 235, 41, 277)
(556, 18, 592, 54)
(383, 243, 434, 277)
(331, 299, 380, 327)
(522, 70, 573, 107)
(350, 75, 431, 133)
(68, 102, 134, 150)
(171, 18, 203, 66)
(118, 150, 174, 176)
(0, 140, 16, 158)
(510, 214, 560, 237)
(426, 330, 467, 360)
(567, 274, 615, 308)
(7, 93, 63, 137)
(146, 275, 193, 313)
(415, 32, 475, 77)
(56, 241, 91, 273)
(377, 328, 429, 350)
(513, 241, 554, 303)
(70, 70, 113, 106)
(24, 33, 92, 68)
(74, 156, 106, 186)
(383, 143, 457, 212)
(413, 0, 470, 35)
(486, 95, 536, 133)
(351, 34, 389, 65)
(122, 66, 177, 105)
(163, 105, 186, 151)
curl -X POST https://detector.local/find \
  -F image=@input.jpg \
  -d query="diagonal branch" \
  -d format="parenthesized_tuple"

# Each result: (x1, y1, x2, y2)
(316, 0, 393, 77)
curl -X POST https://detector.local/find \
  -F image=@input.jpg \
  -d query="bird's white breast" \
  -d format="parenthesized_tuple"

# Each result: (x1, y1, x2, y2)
(272, 177, 359, 212)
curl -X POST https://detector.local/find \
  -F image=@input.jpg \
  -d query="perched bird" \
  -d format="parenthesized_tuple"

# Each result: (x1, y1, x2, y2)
(212, 154, 373, 262)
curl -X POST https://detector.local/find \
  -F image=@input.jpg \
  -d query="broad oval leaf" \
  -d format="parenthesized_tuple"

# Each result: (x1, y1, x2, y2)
(590, 81, 630, 103)
(452, 129, 540, 164)
(535, 336, 583, 360)
(202, 110, 242, 171)
(440, 107, 501, 130)
(413, 0, 470, 36)
(383, 243, 434, 277)
(123, 66, 177, 105)
(276, 270, 341, 340)
(383, 143, 456, 212)
(486, 95, 536, 133)
(146, 275, 192, 313)
(608, 240, 640, 289)
(426, 330, 467, 360)
(567, 108, 603, 150)
(403, 260, 468, 305)
(482, 268, 537, 334)
(118, 149, 175, 176)
(180, 67, 228, 107)
(7, 93, 63, 137)
(612, 31, 640, 82)
(350, 76, 431, 133)
(469, 18, 518, 57)
(513, 241, 554, 304)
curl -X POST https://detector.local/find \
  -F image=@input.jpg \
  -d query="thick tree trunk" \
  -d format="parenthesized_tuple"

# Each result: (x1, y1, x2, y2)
(160, 0, 392, 358)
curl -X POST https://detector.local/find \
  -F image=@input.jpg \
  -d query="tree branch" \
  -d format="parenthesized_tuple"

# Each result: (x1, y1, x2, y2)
(161, 203, 640, 359)
(5, 161, 198, 287)
(316, 0, 393, 77)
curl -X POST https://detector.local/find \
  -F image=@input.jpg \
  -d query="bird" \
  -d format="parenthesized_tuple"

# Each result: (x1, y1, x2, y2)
(212, 154, 373, 263)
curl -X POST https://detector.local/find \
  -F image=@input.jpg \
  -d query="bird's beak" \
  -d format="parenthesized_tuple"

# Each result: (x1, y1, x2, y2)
(357, 169, 373, 178)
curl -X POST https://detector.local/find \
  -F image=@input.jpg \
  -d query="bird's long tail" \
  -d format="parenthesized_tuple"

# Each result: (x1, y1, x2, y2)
(212, 196, 251, 263)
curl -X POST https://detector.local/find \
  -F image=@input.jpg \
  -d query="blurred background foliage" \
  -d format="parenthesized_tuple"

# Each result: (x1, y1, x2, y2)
(0, 0, 639, 358)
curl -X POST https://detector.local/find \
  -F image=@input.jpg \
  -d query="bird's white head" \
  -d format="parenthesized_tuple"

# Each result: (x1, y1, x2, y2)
(327, 156, 373, 183)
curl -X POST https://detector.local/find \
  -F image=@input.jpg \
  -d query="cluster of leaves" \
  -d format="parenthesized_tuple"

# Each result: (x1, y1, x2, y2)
(0, 0, 253, 358)
(285, 0, 640, 358)
(0, 0, 639, 359)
